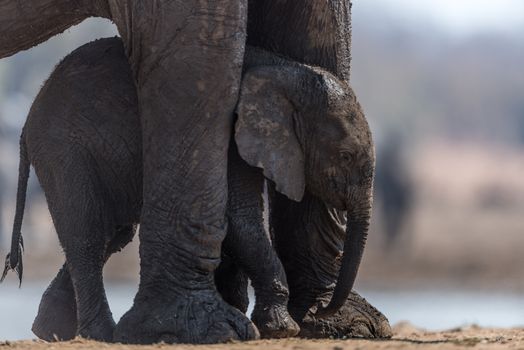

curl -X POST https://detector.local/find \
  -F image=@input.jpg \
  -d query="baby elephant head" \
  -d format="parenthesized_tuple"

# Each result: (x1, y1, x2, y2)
(235, 64, 375, 318)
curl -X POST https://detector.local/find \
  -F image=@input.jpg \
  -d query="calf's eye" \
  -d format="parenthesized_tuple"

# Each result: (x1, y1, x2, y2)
(340, 151, 353, 163)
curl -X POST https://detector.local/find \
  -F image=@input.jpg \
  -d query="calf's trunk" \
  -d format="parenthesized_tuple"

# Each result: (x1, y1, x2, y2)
(315, 186, 372, 318)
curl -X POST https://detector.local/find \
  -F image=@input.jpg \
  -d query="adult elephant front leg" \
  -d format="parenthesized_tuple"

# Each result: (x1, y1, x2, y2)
(108, 1, 258, 344)
(0, 0, 257, 344)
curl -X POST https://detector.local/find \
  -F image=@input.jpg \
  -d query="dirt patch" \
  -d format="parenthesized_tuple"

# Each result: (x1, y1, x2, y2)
(2, 326, 523, 350)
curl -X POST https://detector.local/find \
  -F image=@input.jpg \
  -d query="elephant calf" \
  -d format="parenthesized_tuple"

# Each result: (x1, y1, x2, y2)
(2, 38, 300, 341)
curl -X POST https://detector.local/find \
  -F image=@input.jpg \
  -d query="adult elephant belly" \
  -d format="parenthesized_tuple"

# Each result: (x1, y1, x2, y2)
(105, 0, 257, 344)
(247, 0, 392, 339)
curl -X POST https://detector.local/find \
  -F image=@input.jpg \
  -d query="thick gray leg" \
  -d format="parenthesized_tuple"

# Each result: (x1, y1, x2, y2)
(223, 144, 299, 338)
(35, 156, 118, 342)
(215, 254, 249, 313)
(60, 189, 114, 340)
(111, 1, 258, 343)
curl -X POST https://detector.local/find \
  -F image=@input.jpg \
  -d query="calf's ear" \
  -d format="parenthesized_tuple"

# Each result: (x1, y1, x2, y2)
(235, 66, 305, 202)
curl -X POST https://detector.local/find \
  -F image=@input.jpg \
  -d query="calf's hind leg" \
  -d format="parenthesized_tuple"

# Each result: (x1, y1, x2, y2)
(32, 225, 135, 341)
(36, 156, 119, 341)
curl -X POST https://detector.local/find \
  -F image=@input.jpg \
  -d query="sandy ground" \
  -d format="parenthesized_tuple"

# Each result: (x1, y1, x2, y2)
(2, 326, 524, 350)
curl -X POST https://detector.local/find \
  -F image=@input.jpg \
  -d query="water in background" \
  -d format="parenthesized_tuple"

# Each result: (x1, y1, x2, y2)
(1, 283, 523, 341)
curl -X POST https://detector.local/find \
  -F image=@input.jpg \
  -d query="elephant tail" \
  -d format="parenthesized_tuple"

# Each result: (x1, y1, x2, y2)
(2, 132, 29, 286)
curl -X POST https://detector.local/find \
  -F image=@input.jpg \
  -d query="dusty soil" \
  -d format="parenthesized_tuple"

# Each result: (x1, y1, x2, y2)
(2, 325, 523, 350)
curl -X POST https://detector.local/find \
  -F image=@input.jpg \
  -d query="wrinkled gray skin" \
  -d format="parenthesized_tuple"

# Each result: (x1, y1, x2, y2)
(8, 35, 389, 341)
(0, 0, 254, 344)
(0, 0, 390, 342)
(8, 38, 298, 341)
(246, 1, 391, 338)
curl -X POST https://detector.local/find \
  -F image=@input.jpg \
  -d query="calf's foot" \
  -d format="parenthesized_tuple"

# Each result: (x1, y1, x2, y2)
(215, 259, 299, 339)
(78, 311, 116, 342)
(291, 290, 392, 339)
(252, 303, 300, 339)
(114, 290, 259, 344)
(32, 267, 77, 341)
(270, 192, 391, 339)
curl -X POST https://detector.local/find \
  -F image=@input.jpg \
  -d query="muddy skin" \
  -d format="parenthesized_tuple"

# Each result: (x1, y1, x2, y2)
(270, 191, 392, 339)
(247, 0, 392, 338)
(299, 291, 393, 339)
(17, 39, 299, 342)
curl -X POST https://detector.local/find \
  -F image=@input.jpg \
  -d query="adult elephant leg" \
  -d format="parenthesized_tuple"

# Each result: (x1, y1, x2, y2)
(33, 225, 136, 341)
(109, 1, 258, 344)
(0, 0, 110, 58)
(269, 190, 391, 339)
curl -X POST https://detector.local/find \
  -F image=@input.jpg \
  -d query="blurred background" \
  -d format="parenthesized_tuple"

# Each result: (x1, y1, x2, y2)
(0, 0, 523, 340)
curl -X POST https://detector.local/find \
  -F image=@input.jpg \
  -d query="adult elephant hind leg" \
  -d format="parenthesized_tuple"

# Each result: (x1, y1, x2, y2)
(32, 225, 136, 341)
(111, 0, 257, 344)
